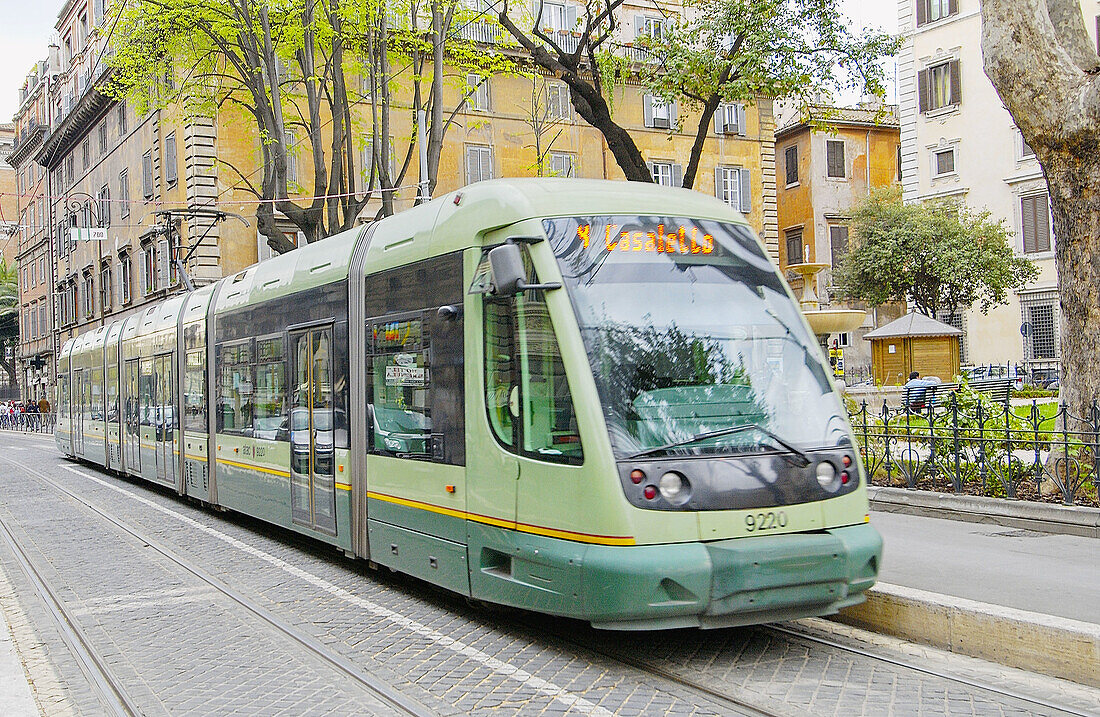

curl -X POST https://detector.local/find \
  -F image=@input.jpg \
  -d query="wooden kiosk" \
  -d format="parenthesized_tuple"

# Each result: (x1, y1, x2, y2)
(864, 312, 962, 386)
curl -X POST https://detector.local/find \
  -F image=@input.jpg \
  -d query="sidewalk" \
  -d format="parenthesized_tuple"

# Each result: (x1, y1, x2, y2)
(839, 501, 1100, 687)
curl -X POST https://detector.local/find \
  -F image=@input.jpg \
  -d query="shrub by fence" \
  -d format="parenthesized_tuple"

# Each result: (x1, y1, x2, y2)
(848, 386, 1098, 507)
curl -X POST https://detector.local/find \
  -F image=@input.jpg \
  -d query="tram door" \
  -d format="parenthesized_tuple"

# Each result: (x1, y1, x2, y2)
(289, 327, 336, 534)
(154, 353, 176, 484)
(123, 359, 141, 472)
(73, 369, 86, 456)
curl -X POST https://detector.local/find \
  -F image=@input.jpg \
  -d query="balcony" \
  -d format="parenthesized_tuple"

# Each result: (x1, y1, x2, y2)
(457, 20, 502, 45)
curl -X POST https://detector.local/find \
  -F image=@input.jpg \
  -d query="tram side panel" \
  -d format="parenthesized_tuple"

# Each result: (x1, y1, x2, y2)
(361, 250, 470, 596)
(210, 280, 353, 551)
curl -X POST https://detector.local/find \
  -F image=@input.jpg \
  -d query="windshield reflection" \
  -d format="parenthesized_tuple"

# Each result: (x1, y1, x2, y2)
(544, 215, 849, 459)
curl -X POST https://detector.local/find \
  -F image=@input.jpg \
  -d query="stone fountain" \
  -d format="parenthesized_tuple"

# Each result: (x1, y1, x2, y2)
(788, 262, 866, 352)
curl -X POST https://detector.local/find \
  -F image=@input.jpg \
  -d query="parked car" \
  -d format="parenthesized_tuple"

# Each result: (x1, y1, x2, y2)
(962, 364, 1027, 391)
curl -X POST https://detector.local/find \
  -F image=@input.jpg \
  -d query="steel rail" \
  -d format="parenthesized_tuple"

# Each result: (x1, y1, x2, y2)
(0, 513, 141, 716)
(766, 623, 1095, 717)
(0, 454, 437, 717)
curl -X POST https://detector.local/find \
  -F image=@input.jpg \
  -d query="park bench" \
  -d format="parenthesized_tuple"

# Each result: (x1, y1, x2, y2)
(902, 382, 958, 412)
(967, 377, 1013, 404)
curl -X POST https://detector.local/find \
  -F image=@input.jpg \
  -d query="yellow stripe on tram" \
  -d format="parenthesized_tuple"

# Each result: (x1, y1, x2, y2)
(366, 491, 635, 546)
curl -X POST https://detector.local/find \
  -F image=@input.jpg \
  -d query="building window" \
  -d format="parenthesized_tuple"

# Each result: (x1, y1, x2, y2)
(142, 150, 154, 198)
(547, 151, 575, 178)
(65, 154, 74, 185)
(837, 332, 850, 348)
(465, 144, 493, 183)
(919, 60, 961, 113)
(1020, 293, 1059, 363)
(932, 147, 956, 176)
(118, 252, 132, 304)
(547, 83, 571, 120)
(649, 160, 681, 187)
(784, 145, 798, 186)
(715, 103, 743, 135)
(1020, 130, 1035, 160)
(117, 103, 127, 135)
(98, 122, 108, 154)
(916, 0, 958, 27)
(826, 139, 845, 179)
(1021, 193, 1052, 254)
(82, 138, 90, 170)
(715, 166, 750, 213)
(635, 14, 666, 39)
(643, 95, 675, 129)
(100, 262, 112, 312)
(164, 132, 177, 185)
(98, 184, 110, 227)
(466, 74, 491, 111)
(829, 225, 849, 266)
(119, 169, 130, 218)
(785, 227, 804, 265)
(283, 130, 297, 185)
(540, 1, 568, 31)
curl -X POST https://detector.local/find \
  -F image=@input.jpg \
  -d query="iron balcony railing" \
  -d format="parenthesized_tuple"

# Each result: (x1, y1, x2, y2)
(849, 393, 1098, 507)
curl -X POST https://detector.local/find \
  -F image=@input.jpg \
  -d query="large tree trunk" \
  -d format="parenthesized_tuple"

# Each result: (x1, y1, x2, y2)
(982, 0, 1100, 425)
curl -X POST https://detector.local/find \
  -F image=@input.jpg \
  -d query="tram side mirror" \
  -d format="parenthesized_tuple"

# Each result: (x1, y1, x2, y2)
(488, 242, 562, 296)
(489, 243, 526, 296)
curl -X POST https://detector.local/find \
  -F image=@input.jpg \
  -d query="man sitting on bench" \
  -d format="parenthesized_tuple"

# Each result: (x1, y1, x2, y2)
(904, 371, 937, 412)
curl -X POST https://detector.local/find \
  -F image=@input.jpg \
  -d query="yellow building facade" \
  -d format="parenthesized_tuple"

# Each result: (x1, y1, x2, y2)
(775, 106, 905, 376)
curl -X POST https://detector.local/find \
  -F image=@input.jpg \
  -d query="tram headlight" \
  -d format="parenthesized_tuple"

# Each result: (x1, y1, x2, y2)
(658, 471, 690, 503)
(815, 461, 840, 492)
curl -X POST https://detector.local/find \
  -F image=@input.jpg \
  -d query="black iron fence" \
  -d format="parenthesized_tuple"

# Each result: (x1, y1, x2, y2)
(849, 392, 1098, 507)
(0, 412, 55, 434)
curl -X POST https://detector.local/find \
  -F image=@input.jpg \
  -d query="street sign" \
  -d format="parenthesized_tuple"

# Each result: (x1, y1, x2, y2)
(70, 227, 106, 242)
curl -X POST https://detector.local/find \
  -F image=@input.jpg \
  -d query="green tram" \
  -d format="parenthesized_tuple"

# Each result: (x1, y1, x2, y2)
(56, 178, 882, 629)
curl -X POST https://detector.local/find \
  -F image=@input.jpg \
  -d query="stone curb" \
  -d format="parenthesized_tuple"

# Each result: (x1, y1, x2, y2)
(868, 486, 1100, 538)
(834, 582, 1100, 689)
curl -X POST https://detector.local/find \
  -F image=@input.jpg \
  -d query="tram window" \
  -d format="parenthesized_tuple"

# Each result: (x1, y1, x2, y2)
(217, 341, 253, 434)
(183, 349, 206, 432)
(479, 250, 583, 465)
(370, 317, 432, 459)
(58, 373, 69, 419)
(139, 358, 155, 427)
(90, 368, 104, 420)
(107, 364, 118, 423)
(484, 299, 515, 448)
(253, 336, 287, 440)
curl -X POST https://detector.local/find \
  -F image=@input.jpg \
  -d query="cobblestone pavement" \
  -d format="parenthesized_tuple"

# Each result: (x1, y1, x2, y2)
(0, 431, 1095, 716)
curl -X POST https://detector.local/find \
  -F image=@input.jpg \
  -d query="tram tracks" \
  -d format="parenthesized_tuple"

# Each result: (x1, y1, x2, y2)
(0, 454, 437, 717)
(516, 601, 1098, 717)
(765, 623, 1098, 717)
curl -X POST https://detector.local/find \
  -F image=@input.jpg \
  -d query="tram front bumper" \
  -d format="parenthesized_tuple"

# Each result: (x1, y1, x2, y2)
(584, 523, 882, 631)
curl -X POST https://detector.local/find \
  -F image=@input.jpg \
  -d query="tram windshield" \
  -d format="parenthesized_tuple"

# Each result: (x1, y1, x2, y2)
(543, 215, 850, 459)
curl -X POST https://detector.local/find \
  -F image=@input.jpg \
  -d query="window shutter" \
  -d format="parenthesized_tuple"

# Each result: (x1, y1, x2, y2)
(643, 95, 654, 127)
(115, 261, 124, 306)
(672, 163, 683, 187)
(669, 101, 678, 127)
(948, 0, 958, 16)
(634, 14, 644, 37)
(714, 107, 725, 134)
(1036, 194, 1051, 252)
(916, 0, 928, 27)
(565, 4, 577, 29)
(1021, 195, 1037, 254)
(714, 167, 724, 202)
(949, 60, 961, 105)
(737, 104, 747, 136)
(157, 239, 171, 287)
(918, 69, 930, 113)
(138, 255, 147, 296)
(739, 168, 751, 213)
(646, 161, 655, 181)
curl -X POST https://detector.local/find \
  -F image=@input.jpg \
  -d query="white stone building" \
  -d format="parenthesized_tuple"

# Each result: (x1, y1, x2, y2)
(895, 0, 1096, 380)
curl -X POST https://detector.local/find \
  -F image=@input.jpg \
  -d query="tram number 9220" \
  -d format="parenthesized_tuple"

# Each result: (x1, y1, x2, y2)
(745, 511, 788, 532)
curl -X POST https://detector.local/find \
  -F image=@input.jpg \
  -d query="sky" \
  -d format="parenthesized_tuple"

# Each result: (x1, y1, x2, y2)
(0, 1, 901, 123)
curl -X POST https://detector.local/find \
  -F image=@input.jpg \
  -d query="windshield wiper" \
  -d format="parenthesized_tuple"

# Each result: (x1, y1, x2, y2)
(625, 423, 812, 466)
